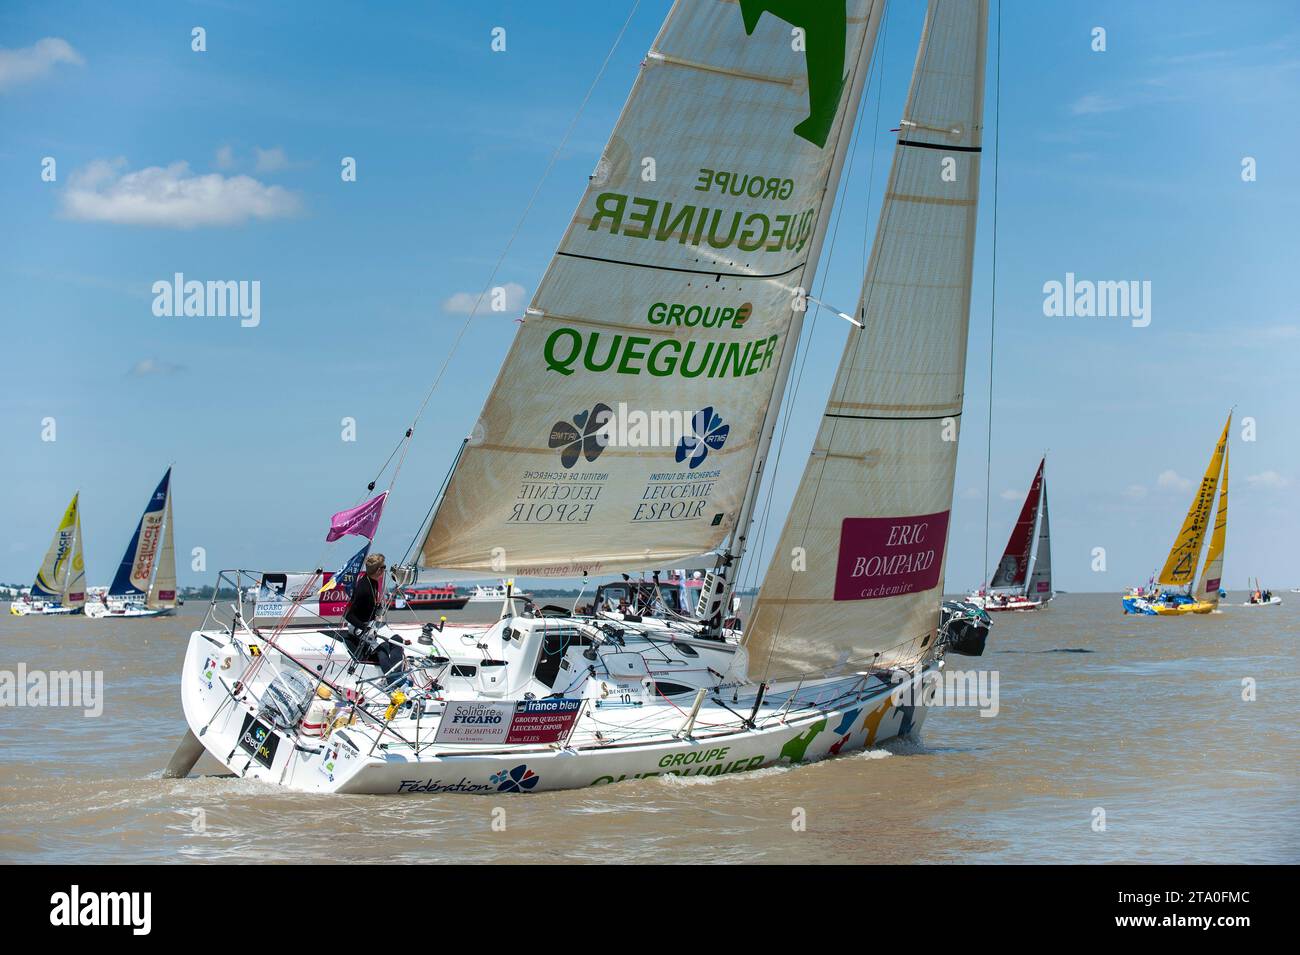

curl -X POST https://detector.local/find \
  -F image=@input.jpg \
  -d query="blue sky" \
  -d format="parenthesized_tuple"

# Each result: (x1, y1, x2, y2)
(1, 0, 1296, 592)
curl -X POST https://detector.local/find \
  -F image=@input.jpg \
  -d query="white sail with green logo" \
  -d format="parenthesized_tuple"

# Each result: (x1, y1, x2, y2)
(747, 0, 989, 677)
(422, 0, 887, 576)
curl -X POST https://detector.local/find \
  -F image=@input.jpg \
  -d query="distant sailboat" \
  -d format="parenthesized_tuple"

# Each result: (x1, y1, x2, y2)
(87, 468, 178, 619)
(9, 493, 86, 616)
(969, 458, 1052, 612)
(1123, 415, 1229, 615)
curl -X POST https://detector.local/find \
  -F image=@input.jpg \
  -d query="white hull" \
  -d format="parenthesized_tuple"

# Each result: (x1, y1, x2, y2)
(966, 592, 1045, 613)
(86, 601, 175, 619)
(8, 602, 82, 616)
(180, 620, 937, 795)
(1239, 597, 1282, 607)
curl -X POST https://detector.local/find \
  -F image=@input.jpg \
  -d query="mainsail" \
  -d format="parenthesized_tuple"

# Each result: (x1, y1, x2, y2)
(747, 0, 989, 677)
(1158, 415, 1230, 587)
(109, 468, 173, 600)
(1025, 476, 1052, 600)
(33, 493, 85, 608)
(989, 459, 1044, 590)
(1198, 438, 1228, 605)
(421, 0, 887, 576)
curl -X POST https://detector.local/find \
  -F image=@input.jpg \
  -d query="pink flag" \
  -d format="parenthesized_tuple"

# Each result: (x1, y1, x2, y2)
(326, 491, 388, 542)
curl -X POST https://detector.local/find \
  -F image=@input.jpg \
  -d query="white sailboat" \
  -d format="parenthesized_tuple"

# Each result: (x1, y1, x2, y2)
(87, 468, 178, 619)
(968, 457, 1052, 611)
(9, 493, 86, 616)
(177, 0, 992, 794)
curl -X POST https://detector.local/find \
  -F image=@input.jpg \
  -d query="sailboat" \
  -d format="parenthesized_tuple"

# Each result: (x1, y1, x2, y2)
(176, 0, 992, 794)
(1123, 415, 1230, 615)
(87, 468, 178, 619)
(8, 494, 86, 616)
(967, 458, 1052, 611)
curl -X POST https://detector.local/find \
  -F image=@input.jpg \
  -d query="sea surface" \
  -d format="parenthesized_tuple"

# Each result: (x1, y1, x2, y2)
(1, 593, 1296, 864)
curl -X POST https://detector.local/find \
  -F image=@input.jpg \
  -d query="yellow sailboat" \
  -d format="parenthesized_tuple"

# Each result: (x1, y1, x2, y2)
(1123, 414, 1230, 615)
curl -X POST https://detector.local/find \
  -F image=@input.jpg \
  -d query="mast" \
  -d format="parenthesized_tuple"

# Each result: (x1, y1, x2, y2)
(723, 0, 888, 602)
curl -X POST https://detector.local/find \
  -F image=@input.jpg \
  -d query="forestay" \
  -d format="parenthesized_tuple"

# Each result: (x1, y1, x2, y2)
(748, 0, 989, 677)
(422, 0, 886, 576)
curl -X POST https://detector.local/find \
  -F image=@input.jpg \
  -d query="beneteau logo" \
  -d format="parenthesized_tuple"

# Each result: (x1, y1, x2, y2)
(0, 664, 103, 717)
(151, 272, 261, 327)
(1042, 272, 1151, 328)
(50, 885, 151, 935)
(739, 0, 848, 148)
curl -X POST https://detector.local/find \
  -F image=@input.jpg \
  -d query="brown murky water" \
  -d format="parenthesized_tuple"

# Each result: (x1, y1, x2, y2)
(1, 593, 1296, 863)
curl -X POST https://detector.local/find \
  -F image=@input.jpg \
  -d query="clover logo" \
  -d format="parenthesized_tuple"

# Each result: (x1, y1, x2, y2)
(549, 403, 612, 469)
(675, 407, 729, 469)
(491, 764, 539, 793)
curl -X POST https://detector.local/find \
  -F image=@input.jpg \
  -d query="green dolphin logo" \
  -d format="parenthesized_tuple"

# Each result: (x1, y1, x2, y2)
(739, 0, 849, 148)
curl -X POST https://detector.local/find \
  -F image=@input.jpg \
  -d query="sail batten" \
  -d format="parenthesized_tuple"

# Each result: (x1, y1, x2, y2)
(747, 0, 989, 678)
(421, 0, 888, 575)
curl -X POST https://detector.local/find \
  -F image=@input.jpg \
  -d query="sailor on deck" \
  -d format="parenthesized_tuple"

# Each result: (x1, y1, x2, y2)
(345, 553, 407, 686)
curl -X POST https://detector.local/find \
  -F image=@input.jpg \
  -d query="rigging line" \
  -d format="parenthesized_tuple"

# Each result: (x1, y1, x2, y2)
(983, 0, 1002, 589)
(759, 0, 929, 683)
(741, 1, 890, 601)
(373, 0, 644, 529)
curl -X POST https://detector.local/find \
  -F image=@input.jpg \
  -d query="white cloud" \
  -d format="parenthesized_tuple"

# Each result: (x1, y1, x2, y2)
(215, 145, 235, 170)
(442, 282, 527, 315)
(1246, 470, 1290, 491)
(959, 487, 984, 500)
(1156, 469, 1193, 493)
(1122, 484, 1148, 500)
(253, 146, 289, 173)
(61, 159, 301, 228)
(127, 358, 184, 377)
(999, 488, 1021, 502)
(0, 37, 83, 93)
(1071, 93, 1124, 115)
